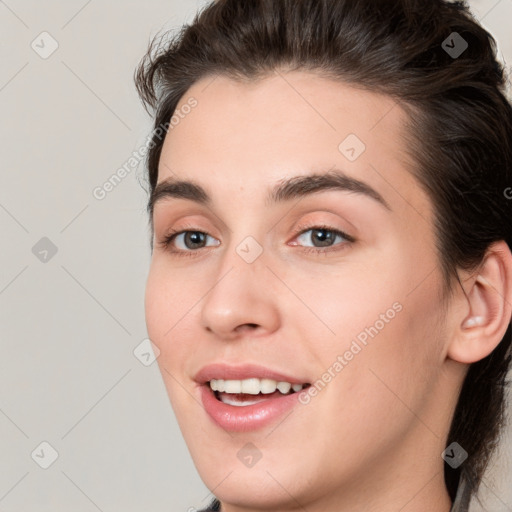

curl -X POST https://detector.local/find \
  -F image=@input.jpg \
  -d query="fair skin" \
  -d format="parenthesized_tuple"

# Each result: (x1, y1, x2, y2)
(144, 70, 512, 512)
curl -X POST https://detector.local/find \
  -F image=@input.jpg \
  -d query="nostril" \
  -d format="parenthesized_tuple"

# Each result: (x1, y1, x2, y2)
(236, 323, 259, 334)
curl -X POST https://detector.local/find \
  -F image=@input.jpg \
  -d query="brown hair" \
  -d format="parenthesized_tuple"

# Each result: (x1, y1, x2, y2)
(134, 0, 512, 503)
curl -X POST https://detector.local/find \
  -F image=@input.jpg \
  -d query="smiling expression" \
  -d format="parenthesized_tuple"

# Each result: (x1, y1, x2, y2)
(144, 70, 457, 510)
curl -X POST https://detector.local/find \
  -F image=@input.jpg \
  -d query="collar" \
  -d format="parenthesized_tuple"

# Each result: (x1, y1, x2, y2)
(450, 476, 471, 512)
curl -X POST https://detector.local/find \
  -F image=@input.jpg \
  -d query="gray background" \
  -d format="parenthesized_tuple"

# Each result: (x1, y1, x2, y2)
(0, 1, 511, 511)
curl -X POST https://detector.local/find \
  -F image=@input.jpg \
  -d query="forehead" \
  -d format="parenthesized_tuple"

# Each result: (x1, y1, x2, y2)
(167, 70, 405, 159)
(156, 71, 433, 223)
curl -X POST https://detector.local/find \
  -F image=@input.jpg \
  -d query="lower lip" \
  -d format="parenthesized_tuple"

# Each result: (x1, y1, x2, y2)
(199, 385, 304, 432)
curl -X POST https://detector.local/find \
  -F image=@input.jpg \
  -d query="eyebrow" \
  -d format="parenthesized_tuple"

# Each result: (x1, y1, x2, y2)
(148, 167, 391, 218)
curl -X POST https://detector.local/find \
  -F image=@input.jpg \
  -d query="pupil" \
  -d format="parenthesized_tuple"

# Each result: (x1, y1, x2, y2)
(186, 231, 205, 248)
(314, 229, 333, 247)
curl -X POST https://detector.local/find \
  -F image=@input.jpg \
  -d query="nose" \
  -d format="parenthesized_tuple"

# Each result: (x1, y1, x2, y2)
(200, 245, 281, 341)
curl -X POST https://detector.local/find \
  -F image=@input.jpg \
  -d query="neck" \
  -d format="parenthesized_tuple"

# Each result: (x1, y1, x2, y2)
(218, 465, 452, 512)
(218, 423, 453, 512)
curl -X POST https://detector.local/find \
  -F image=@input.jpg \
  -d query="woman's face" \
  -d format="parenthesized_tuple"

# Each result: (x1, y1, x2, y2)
(145, 71, 456, 510)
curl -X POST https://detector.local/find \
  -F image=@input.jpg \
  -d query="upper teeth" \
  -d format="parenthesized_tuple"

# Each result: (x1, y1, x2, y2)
(209, 378, 306, 394)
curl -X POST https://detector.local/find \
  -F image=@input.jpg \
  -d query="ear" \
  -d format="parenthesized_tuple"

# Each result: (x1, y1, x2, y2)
(447, 240, 512, 364)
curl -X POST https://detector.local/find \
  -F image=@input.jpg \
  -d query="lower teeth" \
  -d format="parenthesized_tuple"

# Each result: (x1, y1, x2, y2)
(215, 390, 298, 407)
(218, 395, 266, 407)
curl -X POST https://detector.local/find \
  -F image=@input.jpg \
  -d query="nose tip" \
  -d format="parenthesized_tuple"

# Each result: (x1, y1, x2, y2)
(201, 268, 280, 340)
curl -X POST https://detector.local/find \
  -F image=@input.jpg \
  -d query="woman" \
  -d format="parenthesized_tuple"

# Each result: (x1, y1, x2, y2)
(134, 1, 512, 510)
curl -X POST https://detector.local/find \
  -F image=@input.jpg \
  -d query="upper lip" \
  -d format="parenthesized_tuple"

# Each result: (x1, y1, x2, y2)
(194, 363, 309, 385)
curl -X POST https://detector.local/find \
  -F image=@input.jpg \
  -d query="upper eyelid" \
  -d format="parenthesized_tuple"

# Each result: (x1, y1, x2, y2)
(153, 203, 358, 236)
(166, 223, 350, 238)
(294, 223, 355, 241)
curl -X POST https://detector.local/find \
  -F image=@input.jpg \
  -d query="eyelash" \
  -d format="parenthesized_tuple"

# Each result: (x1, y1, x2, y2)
(157, 223, 356, 259)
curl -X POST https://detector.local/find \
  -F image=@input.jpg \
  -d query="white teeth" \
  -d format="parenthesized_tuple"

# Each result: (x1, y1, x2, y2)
(223, 380, 242, 394)
(219, 395, 264, 407)
(208, 378, 307, 395)
(260, 378, 277, 393)
(241, 378, 260, 395)
(276, 381, 291, 394)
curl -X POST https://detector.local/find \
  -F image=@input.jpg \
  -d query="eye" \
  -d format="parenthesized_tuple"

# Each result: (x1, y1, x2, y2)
(157, 228, 220, 257)
(157, 224, 355, 258)
(291, 224, 355, 254)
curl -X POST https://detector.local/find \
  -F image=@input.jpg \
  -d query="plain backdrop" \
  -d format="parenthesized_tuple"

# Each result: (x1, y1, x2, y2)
(0, 1, 511, 511)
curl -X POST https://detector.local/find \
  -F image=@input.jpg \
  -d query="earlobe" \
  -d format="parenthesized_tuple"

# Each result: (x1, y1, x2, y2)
(447, 241, 512, 365)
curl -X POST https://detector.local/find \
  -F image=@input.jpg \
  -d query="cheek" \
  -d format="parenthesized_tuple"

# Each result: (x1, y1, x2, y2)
(144, 268, 168, 344)
(294, 246, 444, 406)
(319, 272, 444, 431)
(145, 270, 192, 411)
(144, 263, 205, 399)
(144, 261, 198, 343)
(281, 253, 406, 355)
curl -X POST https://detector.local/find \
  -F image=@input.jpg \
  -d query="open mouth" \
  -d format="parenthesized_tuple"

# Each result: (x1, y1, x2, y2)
(209, 378, 311, 407)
